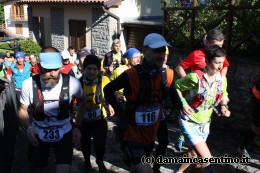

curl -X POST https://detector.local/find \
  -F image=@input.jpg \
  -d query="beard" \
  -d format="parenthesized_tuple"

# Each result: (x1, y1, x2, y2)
(42, 75, 60, 88)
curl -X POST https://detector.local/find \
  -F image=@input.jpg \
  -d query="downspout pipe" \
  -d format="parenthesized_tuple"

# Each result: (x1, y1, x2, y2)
(102, 6, 121, 38)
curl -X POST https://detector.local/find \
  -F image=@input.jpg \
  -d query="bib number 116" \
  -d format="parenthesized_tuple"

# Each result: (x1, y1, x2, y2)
(141, 112, 156, 123)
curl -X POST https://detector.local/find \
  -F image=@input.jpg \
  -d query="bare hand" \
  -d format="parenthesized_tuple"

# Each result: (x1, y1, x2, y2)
(115, 92, 124, 102)
(221, 106, 231, 117)
(108, 104, 115, 116)
(27, 126, 39, 147)
(73, 127, 81, 145)
(183, 105, 194, 115)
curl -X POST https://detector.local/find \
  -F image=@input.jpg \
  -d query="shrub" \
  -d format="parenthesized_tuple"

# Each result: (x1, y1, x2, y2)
(20, 39, 42, 57)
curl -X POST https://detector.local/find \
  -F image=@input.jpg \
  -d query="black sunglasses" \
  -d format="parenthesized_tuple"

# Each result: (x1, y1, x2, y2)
(86, 67, 98, 71)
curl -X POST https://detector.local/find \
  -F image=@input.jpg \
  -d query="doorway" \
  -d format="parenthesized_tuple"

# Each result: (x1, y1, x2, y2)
(69, 20, 86, 51)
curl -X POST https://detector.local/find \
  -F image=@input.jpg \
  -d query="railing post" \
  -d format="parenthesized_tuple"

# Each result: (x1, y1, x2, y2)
(163, 1, 170, 40)
(190, 0, 197, 48)
(226, 0, 235, 54)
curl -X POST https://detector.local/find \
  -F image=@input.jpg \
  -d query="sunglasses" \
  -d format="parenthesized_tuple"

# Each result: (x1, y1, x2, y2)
(153, 47, 166, 54)
(86, 67, 98, 71)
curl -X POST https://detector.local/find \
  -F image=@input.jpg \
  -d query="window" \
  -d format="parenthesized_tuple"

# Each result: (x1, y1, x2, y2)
(15, 24, 23, 34)
(11, 4, 24, 20)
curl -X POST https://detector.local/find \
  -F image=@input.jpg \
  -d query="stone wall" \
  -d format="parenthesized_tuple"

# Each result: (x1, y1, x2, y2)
(212, 57, 260, 133)
(27, 7, 33, 40)
(91, 8, 110, 59)
(50, 8, 64, 51)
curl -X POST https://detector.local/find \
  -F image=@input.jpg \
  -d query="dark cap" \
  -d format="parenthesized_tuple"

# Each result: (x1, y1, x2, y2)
(83, 55, 101, 70)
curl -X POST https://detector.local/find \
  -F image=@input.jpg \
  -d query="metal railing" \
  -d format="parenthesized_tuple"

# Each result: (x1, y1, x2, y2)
(162, 0, 260, 54)
(0, 23, 5, 30)
(9, 13, 28, 21)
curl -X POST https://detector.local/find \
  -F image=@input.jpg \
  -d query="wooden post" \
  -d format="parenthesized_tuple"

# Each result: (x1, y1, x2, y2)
(226, 0, 235, 54)
(162, 1, 167, 37)
(190, 0, 197, 48)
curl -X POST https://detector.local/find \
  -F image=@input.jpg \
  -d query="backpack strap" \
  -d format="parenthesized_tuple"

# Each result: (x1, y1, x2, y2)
(58, 74, 70, 120)
(32, 74, 44, 105)
(194, 69, 207, 94)
(95, 75, 106, 108)
(32, 74, 45, 121)
(160, 68, 174, 99)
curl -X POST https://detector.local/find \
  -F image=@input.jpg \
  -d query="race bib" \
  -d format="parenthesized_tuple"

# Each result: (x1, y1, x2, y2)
(38, 127, 64, 142)
(83, 108, 101, 121)
(135, 106, 160, 126)
(194, 123, 210, 135)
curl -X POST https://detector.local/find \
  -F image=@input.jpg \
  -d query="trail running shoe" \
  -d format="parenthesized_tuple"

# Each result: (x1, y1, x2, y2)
(238, 147, 251, 159)
(175, 131, 184, 151)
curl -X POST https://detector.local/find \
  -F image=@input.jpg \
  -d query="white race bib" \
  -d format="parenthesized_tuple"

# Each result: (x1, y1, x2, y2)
(38, 126, 64, 142)
(135, 106, 160, 126)
(83, 108, 102, 121)
(194, 123, 210, 135)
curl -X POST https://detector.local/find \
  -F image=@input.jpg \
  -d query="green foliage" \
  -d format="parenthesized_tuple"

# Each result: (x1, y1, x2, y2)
(0, 48, 13, 54)
(0, 5, 4, 23)
(0, 42, 13, 50)
(165, 0, 260, 56)
(0, 40, 42, 56)
(20, 39, 42, 57)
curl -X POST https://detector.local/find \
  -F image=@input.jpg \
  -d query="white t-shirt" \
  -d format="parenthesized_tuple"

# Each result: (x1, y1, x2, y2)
(20, 74, 83, 133)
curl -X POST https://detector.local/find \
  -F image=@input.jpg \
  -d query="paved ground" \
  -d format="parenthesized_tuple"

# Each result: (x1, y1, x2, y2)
(11, 119, 260, 173)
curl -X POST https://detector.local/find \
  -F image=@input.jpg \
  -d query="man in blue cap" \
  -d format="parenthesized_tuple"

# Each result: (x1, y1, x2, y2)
(6, 51, 31, 98)
(18, 47, 83, 173)
(104, 33, 183, 173)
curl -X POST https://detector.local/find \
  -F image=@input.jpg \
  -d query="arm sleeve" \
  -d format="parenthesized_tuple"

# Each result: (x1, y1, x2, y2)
(69, 76, 83, 99)
(6, 66, 12, 75)
(222, 76, 229, 100)
(223, 56, 230, 67)
(20, 78, 32, 106)
(175, 73, 198, 91)
(104, 72, 130, 109)
(180, 52, 195, 69)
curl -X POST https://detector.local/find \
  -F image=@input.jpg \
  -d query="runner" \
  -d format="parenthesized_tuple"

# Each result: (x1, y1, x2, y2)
(18, 47, 83, 173)
(175, 45, 231, 173)
(104, 33, 182, 173)
(76, 55, 114, 173)
(174, 28, 230, 152)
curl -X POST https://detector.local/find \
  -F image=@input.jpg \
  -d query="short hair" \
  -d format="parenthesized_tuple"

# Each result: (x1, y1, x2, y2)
(41, 47, 60, 53)
(68, 46, 75, 50)
(206, 29, 224, 42)
(112, 39, 121, 46)
(205, 45, 226, 64)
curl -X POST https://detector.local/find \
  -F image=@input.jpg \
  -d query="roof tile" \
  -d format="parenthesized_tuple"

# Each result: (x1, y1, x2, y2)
(19, 0, 107, 3)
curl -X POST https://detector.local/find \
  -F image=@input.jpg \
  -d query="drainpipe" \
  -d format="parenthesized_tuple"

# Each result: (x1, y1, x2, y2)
(102, 6, 121, 38)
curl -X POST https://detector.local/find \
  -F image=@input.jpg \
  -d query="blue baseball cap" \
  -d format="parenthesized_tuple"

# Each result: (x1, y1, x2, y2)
(143, 33, 171, 49)
(39, 52, 62, 69)
(15, 52, 25, 59)
(123, 48, 141, 59)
